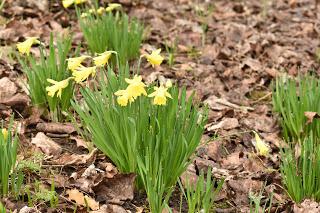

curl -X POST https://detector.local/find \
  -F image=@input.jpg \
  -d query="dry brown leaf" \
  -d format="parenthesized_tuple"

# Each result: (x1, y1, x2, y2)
(304, 111, 320, 124)
(207, 118, 239, 131)
(36, 122, 76, 134)
(0, 77, 17, 102)
(53, 148, 98, 166)
(93, 173, 136, 204)
(31, 132, 62, 157)
(67, 189, 99, 210)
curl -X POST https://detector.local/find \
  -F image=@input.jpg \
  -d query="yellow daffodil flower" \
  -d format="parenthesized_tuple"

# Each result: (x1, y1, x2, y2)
(93, 51, 116, 67)
(74, 0, 87, 5)
(46, 77, 73, 98)
(165, 79, 172, 88)
(97, 7, 105, 15)
(253, 131, 270, 156)
(105, 3, 121, 12)
(16, 37, 40, 56)
(81, 12, 89, 18)
(1, 128, 8, 140)
(62, 0, 86, 8)
(148, 84, 172, 106)
(143, 49, 164, 67)
(72, 66, 96, 83)
(67, 55, 90, 72)
(114, 89, 134, 106)
(125, 75, 147, 98)
(62, 0, 74, 8)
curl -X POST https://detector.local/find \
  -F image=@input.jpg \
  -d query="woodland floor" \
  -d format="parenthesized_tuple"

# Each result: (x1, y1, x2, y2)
(0, 0, 320, 212)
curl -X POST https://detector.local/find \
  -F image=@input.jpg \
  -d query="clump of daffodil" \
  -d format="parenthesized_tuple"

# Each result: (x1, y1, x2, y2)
(93, 51, 116, 67)
(1, 128, 8, 140)
(253, 131, 270, 156)
(16, 37, 40, 56)
(62, 0, 87, 8)
(46, 77, 73, 98)
(114, 89, 134, 107)
(67, 55, 90, 72)
(105, 3, 122, 12)
(143, 49, 164, 68)
(148, 80, 172, 106)
(72, 66, 96, 83)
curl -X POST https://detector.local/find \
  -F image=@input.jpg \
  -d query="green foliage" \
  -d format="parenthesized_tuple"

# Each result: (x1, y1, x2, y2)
(79, 11, 143, 65)
(25, 180, 58, 208)
(280, 134, 320, 203)
(18, 35, 74, 122)
(72, 66, 207, 212)
(249, 183, 273, 213)
(165, 39, 177, 68)
(272, 75, 320, 142)
(0, 202, 6, 212)
(178, 167, 224, 213)
(0, 120, 23, 197)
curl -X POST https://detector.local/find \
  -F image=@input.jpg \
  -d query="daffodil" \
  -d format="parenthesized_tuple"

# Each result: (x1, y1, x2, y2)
(253, 131, 270, 156)
(165, 79, 172, 88)
(16, 37, 40, 56)
(74, 0, 87, 5)
(62, 0, 87, 8)
(97, 7, 105, 15)
(105, 3, 121, 12)
(1, 128, 8, 140)
(72, 66, 96, 83)
(125, 75, 147, 98)
(81, 12, 89, 18)
(114, 89, 134, 106)
(67, 55, 90, 72)
(93, 51, 116, 67)
(46, 77, 73, 98)
(62, 0, 74, 8)
(148, 84, 172, 106)
(143, 49, 164, 67)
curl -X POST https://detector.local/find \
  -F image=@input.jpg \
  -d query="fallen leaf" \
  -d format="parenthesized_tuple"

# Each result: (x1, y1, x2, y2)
(293, 199, 320, 213)
(67, 189, 99, 210)
(0, 77, 17, 103)
(36, 122, 76, 134)
(31, 132, 62, 157)
(207, 118, 239, 131)
(93, 173, 136, 204)
(304, 111, 320, 124)
(53, 148, 98, 166)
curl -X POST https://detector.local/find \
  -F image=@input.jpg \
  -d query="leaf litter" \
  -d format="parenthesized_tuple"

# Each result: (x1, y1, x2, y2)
(0, 0, 320, 212)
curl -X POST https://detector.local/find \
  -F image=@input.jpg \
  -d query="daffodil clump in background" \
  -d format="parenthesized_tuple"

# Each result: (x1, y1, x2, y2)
(73, 48, 208, 212)
(17, 29, 116, 121)
(78, 3, 143, 65)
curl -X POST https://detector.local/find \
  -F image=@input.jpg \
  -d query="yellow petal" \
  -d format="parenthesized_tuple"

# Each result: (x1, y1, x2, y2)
(93, 51, 115, 67)
(165, 79, 172, 88)
(46, 77, 73, 98)
(67, 56, 90, 72)
(254, 131, 270, 156)
(72, 66, 96, 83)
(16, 37, 40, 56)
(62, 0, 74, 8)
(105, 3, 121, 12)
(97, 7, 105, 15)
(144, 49, 164, 67)
(74, 0, 87, 5)
(1, 128, 8, 139)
